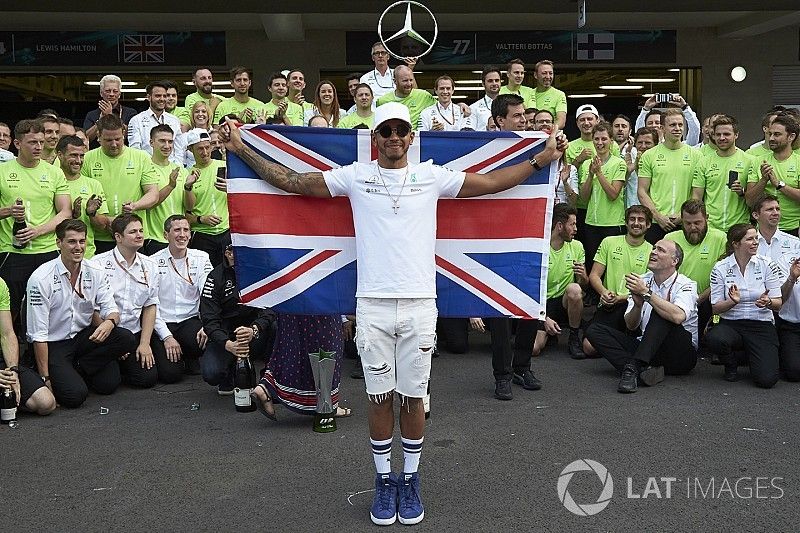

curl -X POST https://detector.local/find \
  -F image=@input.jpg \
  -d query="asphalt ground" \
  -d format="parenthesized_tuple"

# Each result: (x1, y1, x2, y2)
(3, 331, 799, 533)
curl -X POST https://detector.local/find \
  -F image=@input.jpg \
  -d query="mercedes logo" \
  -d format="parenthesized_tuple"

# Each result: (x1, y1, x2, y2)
(377, 1, 438, 61)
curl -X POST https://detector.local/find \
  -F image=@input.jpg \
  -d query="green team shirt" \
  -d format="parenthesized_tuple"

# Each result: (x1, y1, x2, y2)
(691, 148, 755, 232)
(0, 159, 69, 254)
(579, 154, 628, 226)
(65, 175, 109, 259)
(568, 139, 621, 208)
(594, 235, 652, 296)
(697, 143, 716, 158)
(533, 87, 567, 118)
(746, 143, 771, 161)
(666, 227, 726, 294)
(637, 143, 701, 217)
(260, 100, 304, 126)
(746, 152, 800, 230)
(81, 146, 158, 242)
(146, 162, 188, 243)
(190, 160, 229, 235)
(498, 84, 536, 109)
(213, 96, 265, 125)
(376, 89, 436, 129)
(337, 112, 374, 130)
(548, 239, 585, 299)
(178, 92, 226, 125)
(0, 277, 9, 312)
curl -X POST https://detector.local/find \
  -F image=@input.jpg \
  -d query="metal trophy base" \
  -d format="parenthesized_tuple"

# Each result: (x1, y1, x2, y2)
(313, 411, 337, 433)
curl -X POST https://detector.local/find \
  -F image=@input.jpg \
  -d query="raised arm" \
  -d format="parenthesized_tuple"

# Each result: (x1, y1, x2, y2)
(220, 119, 332, 198)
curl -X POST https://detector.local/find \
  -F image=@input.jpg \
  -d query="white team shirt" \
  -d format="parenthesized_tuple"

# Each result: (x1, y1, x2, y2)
(757, 229, 800, 276)
(418, 102, 474, 131)
(360, 68, 395, 100)
(127, 109, 185, 166)
(152, 247, 213, 323)
(93, 248, 171, 339)
(625, 271, 699, 348)
(323, 160, 466, 298)
(26, 257, 119, 343)
(621, 145, 640, 207)
(303, 107, 342, 128)
(710, 254, 783, 322)
(0, 148, 13, 163)
(469, 95, 495, 132)
(635, 106, 701, 146)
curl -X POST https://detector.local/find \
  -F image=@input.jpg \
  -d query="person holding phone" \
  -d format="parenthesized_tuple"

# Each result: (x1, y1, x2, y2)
(182, 128, 230, 266)
(690, 115, 754, 232)
(635, 93, 701, 146)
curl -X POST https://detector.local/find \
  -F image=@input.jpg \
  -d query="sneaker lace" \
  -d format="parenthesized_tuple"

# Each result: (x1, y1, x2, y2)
(399, 479, 419, 512)
(377, 478, 394, 511)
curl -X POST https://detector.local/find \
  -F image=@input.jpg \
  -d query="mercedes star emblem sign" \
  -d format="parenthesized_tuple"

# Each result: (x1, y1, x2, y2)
(378, 1, 438, 61)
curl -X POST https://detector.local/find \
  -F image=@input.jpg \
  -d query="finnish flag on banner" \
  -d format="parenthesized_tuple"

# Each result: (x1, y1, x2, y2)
(574, 33, 615, 60)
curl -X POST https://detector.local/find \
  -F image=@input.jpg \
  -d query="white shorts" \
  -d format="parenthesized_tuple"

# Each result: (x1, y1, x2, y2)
(355, 297, 437, 400)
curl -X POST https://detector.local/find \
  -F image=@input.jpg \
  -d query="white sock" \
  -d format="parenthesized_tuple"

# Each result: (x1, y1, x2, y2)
(371, 437, 393, 474)
(401, 437, 423, 474)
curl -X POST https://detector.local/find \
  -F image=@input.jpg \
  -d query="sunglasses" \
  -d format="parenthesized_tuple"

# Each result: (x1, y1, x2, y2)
(376, 124, 412, 138)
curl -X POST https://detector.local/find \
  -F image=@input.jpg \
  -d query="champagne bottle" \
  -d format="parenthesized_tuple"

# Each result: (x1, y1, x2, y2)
(424, 379, 431, 420)
(234, 356, 257, 413)
(11, 198, 27, 250)
(1, 387, 16, 424)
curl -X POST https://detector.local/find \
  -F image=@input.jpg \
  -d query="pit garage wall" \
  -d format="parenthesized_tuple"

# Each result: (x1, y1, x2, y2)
(226, 26, 800, 139)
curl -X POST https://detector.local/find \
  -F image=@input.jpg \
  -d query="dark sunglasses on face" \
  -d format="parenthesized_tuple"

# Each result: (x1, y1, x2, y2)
(376, 124, 411, 138)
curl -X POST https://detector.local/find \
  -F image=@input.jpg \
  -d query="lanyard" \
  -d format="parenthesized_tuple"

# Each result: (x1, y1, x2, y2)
(169, 256, 193, 285)
(436, 103, 455, 126)
(113, 249, 148, 286)
(70, 271, 85, 300)
(649, 273, 678, 302)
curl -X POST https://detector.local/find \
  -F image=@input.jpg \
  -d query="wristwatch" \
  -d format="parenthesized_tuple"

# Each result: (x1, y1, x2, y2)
(251, 324, 260, 339)
(642, 289, 653, 303)
(529, 156, 542, 171)
(183, 184, 194, 191)
(777, 181, 786, 191)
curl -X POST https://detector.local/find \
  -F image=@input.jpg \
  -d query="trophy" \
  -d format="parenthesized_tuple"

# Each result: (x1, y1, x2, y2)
(310, 348, 337, 433)
(378, 1, 438, 61)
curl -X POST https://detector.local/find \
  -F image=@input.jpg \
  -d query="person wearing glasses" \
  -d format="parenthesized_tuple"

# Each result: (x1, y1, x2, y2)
(360, 42, 396, 100)
(94, 213, 184, 387)
(219, 102, 566, 526)
(26, 219, 134, 408)
(152, 215, 213, 375)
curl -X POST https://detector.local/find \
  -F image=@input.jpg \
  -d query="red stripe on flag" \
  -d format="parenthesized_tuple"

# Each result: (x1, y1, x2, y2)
(435, 255, 531, 318)
(371, 141, 378, 161)
(230, 193, 355, 236)
(462, 138, 537, 173)
(248, 128, 334, 171)
(436, 198, 547, 239)
(240, 249, 341, 304)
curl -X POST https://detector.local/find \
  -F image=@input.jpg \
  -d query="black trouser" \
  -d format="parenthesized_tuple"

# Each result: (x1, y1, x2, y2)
(190, 230, 231, 267)
(46, 325, 137, 408)
(584, 224, 624, 269)
(437, 318, 469, 354)
(585, 312, 697, 375)
(575, 208, 588, 246)
(705, 319, 779, 388)
(645, 223, 679, 245)
(94, 240, 116, 255)
(490, 317, 533, 381)
(167, 317, 205, 362)
(697, 298, 713, 342)
(590, 301, 628, 331)
(119, 331, 184, 387)
(142, 239, 168, 256)
(201, 333, 273, 386)
(776, 317, 800, 382)
(0, 250, 58, 327)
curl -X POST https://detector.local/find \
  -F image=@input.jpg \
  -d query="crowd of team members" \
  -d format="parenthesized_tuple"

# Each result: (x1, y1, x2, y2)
(2, 40, 800, 417)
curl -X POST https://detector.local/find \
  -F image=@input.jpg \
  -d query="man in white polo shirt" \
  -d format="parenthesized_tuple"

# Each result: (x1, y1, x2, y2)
(469, 66, 501, 132)
(127, 80, 184, 166)
(360, 42, 396, 100)
(27, 219, 134, 408)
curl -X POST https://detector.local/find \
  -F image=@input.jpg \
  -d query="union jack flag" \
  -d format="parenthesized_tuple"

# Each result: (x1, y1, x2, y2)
(227, 125, 556, 318)
(121, 34, 165, 63)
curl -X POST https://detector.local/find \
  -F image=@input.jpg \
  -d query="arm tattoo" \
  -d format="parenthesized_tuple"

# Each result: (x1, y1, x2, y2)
(238, 144, 328, 197)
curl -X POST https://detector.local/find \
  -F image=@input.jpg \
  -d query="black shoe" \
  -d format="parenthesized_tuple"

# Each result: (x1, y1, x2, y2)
(568, 330, 586, 360)
(350, 366, 364, 379)
(723, 366, 739, 382)
(639, 365, 664, 387)
(512, 370, 542, 390)
(618, 363, 639, 393)
(494, 379, 513, 400)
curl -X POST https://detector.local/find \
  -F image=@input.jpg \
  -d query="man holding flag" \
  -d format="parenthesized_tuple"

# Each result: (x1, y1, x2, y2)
(220, 104, 565, 526)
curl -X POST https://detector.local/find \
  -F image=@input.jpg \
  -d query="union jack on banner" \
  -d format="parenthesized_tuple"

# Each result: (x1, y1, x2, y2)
(121, 34, 165, 63)
(227, 125, 556, 319)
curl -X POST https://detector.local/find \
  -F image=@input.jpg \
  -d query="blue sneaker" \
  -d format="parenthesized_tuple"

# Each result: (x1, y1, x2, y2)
(370, 472, 398, 526)
(398, 472, 424, 525)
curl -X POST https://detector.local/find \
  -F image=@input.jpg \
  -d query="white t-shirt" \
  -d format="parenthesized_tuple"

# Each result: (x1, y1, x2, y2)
(323, 160, 465, 298)
(469, 95, 495, 132)
(418, 102, 474, 131)
(360, 68, 395, 100)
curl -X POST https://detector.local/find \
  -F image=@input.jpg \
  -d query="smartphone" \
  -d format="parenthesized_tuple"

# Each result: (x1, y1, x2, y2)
(655, 93, 671, 104)
(216, 166, 226, 180)
(727, 170, 739, 189)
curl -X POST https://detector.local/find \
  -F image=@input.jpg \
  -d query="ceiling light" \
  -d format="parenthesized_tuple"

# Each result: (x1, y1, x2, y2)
(452, 87, 485, 91)
(455, 80, 483, 84)
(84, 81, 137, 86)
(568, 93, 607, 99)
(626, 78, 675, 83)
(120, 88, 146, 93)
(451, 95, 468, 99)
(667, 68, 681, 72)
(730, 66, 747, 82)
(599, 85, 644, 90)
